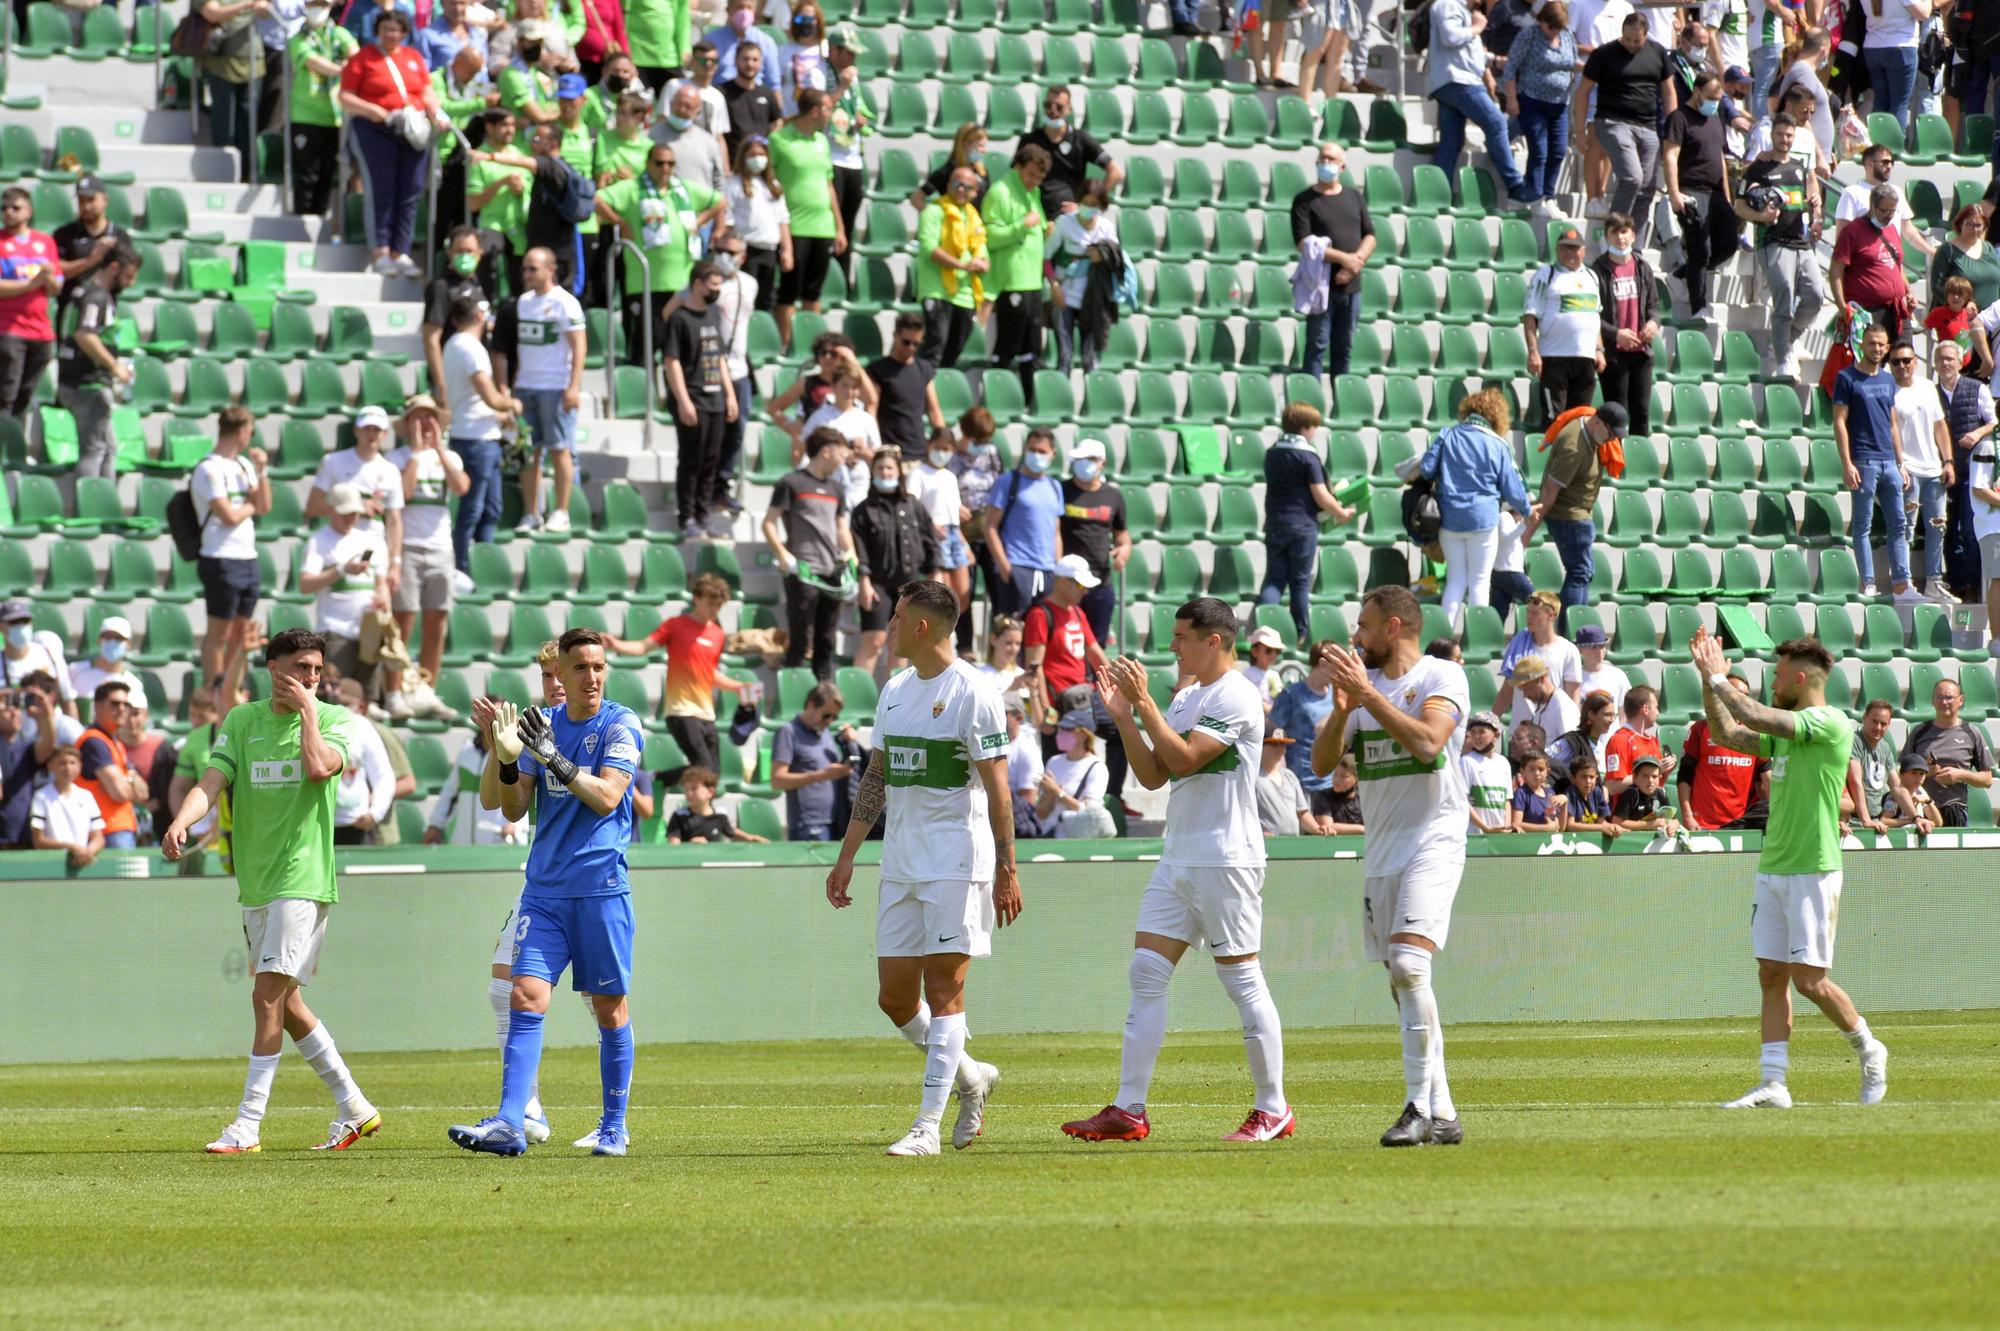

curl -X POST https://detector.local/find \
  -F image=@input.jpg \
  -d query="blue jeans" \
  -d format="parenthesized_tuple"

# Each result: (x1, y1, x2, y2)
(1750, 44, 1782, 128)
(453, 436, 504, 573)
(1431, 81, 1525, 194)
(1852, 457, 1910, 587)
(1489, 568, 1535, 625)
(1516, 96, 1568, 202)
(1169, 0, 1198, 24)
(1865, 44, 1920, 135)
(1257, 522, 1319, 642)
(1910, 475, 1948, 583)
(104, 829, 137, 850)
(1545, 517, 1596, 632)
(791, 821, 833, 842)
(1300, 283, 1362, 380)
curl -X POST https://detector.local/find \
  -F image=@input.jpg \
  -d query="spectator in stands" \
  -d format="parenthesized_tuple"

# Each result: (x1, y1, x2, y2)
(628, 0, 691, 96)
(1059, 440, 1129, 646)
(1037, 708, 1115, 838)
(825, 25, 876, 265)
(339, 10, 450, 279)
(1663, 73, 1739, 321)
(193, 407, 273, 686)
(1560, 753, 1620, 835)
(1044, 180, 1117, 375)
(55, 241, 138, 481)
(982, 145, 1050, 402)
(165, 672, 242, 855)
(667, 767, 766, 843)
(568, 0, 629, 85)
(1531, 401, 1625, 631)
(1001, 695, 1044, 836)
(721, 41, 784, 159)
(663, 43, 730, 135)
(1502, 0, 1580, 214)
(607, 572, 748, 779)
(1737, 111, 1823, 382)
(69, 617, 139, 704)
(1, 605, 74, 719)
(983, 428, 1066, 617)
(1497, 590, 1583, 716)
(710, 0, 782, 88)
(1, 673, 77, 849)
(772, 682, 852, 840)
(289, 4, 361, 218)
(1862, 0, 1927, 133)
(300, 482, 392, 686)
(1832, 186, 1915, 342)
(1460, 708, 1514, 834)
(1770, 26, 1835, 155)
(950, 407, 1005, 649)
(434, 46, 502, 236)
(1546, 690, 1616, 785)
(1900, 677, 1996, 826)
(1846, 697, 1934, 831)
(416, 0, 487, 73)
(1270, 641, 1340, 822)
(709, 232, 759, 516)
(801, 361, 883, 478)
(1021, 555, 1110, 742)
(657, 84, 729, 195)
(192, 2, 260, 182)
(1527, 226, 1608, 424)
(552, 77, 605, 295)
(1679, 672, 1765, 830)
(915, 169, 989, 369)
(0, 187, 61, 422)
(910, 433, 972, 636)
(1590, 217, 1657, 438)
(767, 90, 847, 349)
(1604, 683, 1676, 797)
(1836, 143, 1935, 265)
(53, 177, 132, 316)
(310, 408, 407, 573)
(1834, 322, 1915, 598)
(662, 260, 739, 539)
(1507, 718, 1547, 772)
(1255, 728, 1317, 837)
(478, 118, 586, 294)
(1511, 748, 1567, 832)
(766, 427, 857, 678)
(771, 331, 874, 450)
(980, 616, 1027, 696)
(1890, 338, 1953, 596)
(381, 396, 464, 721)
(852, 455, 941, 677)
(776, 4, 832, 114)
(119, 699, 174, 841)
(724, 137, 791, 313)
(334, 675, 414, 845)
(1948, 343, 2000, 621)
(1931, 205, 2000, 313)
(1421, 388, 1534, 631)
(76, 680, 144, 850)
(29, 746, 103, 867)
(422, 227, 491, 418)
(499, 19, 561, 126)
(441, 297, 519, 574)
(328, 679, 396, 846)
(1747, 0, 1800, 129)
(593, 92, 658, 200)
(1573, 621, 1630, 716)
(1259, 401, 1355, 646)
(1294, 2, 1348, 104)
(1291, 141, 1377, 382)
(467, 110, 534, 287)
(1579, 14, 1676, 240)
(502, 247, 588, 533)
(1240, 627, 1287, 712)
(1612, 754, 1680, 832)
(911, 123, 993, 214)
(1489, 505, 1532, 625)
(1504, 656, 1580, 749)
(867, 312, 945, 460)
(1017, 84, 1122, 217)
(1428, 0, 1529, 205)
(1320, 753, 1366, 834)
(595, 140, 727, 367)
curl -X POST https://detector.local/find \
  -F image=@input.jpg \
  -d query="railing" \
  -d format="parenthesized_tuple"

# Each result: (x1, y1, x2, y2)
(424, 121, 477, 282)
(606, 236, 656, 450)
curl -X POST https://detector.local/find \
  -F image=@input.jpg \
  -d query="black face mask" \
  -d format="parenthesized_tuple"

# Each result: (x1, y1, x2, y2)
(519, 42, 543, 63)
(606, 74, 629, 91)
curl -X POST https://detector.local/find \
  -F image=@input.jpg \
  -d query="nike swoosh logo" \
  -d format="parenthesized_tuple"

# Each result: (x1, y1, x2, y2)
(597, 978, 616, 986)
(261, 956, 276, 963)
(936, 934, 958, 943)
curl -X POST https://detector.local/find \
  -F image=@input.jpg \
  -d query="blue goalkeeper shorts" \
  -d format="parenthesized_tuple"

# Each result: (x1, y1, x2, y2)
(510, 892, 634, 995)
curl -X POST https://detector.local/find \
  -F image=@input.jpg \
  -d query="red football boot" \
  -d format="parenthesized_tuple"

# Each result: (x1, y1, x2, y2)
(1060, 1105, 1151, 1141)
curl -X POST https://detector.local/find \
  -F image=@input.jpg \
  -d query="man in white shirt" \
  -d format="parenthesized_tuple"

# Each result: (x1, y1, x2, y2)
(442, 296, 523, 575)
(1572, 622, 1632, 718)
(30, 744, 104, 867)
(191, 406, 273, 688)
(298, 483, 391, 688)
(1001, 694, 1044, 837)
(1525, 227, 1608, 421)
(710, 233, 760, 525)
(1889, 337, 1953, 598)
(504, 246, 587, 533)
(3, 600, 77, 716)
(1506, 655, 1580, 740)
(309, 406, 407, 606)
(384, 396, 469, 720)
(1832, 143, 1935, 261)
(69, 615, 141, 702)
(1495, 591, 1584, 719)
(661, 39, 730, 135)
(332, 685, 397, 846)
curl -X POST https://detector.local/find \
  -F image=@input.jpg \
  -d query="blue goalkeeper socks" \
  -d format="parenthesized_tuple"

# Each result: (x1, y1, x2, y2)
(599, 1022, 634, 1131)
(498, 1010, 546, 1129)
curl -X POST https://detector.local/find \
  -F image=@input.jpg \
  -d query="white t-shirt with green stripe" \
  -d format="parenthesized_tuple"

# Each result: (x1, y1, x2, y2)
(873, 659, 1009, 883)
(1459, 748, 1514, 834)
(511, 287, 586, 393)
(1161, 669, 1267, 868)
(385, 444, 464, 552)
(1343, 655, 1471, 876)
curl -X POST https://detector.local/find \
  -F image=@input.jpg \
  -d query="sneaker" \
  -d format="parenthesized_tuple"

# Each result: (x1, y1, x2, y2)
(1584, 197, 1610, 219)
(451, 570, 476, 597)
(1862, 582, 1879, 598)
(1860, 1040, 1889, 1106)
(1781, 352, 1802, 381)
(1222, 1106, 1297, 1142)
(573, 1126, 602, 1150)
(1429, 1116, 1465, 1145)
(447, 1115, 529, 1156)
(1894, 584, 1925, 602)
(952, 1062, 1000, 1149)
(515, 514, 542, 534)
(385, 692, 413, 721)
(1060, 1104, 1150, 1142)
(705, 511, 734, 538)
(311, 1108, 383, 1151)
(1722, 1081, 1793, 1109)
(524, 1110, 552, 1145)
(544, 509, 571, 533)
(679, 520, 705, 542)
(885, 1116, 941, 1156)
(591, 1122, 630, 1156)
(370, 255, 400, 277)
(1380, 1101, 1432, 1147)
(1760, 351, 1778, 379)
(393, 254, 422, 279)
(204, 1120, 261, 1154)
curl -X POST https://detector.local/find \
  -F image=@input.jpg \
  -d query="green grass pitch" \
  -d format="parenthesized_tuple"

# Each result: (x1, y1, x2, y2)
(2, 1015, 1996, 1329)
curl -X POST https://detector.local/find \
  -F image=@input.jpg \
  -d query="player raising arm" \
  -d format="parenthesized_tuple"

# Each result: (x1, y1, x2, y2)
(1690, 628, 1889, 1109)
(827, 579, 1021, 1156)
(1061, 596, 1292, 1145)
(1309, 586, 1470, 1148)
(161, 629, 380, 1155)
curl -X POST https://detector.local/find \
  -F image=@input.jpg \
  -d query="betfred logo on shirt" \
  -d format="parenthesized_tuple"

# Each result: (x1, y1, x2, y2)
(249, 759, 303, 787)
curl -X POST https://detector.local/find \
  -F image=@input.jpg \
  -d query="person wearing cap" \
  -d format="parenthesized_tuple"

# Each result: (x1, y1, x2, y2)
(69, 617, 142, 704)
(1419, 388, 1534, 632)
(708, 0, 782, 90)
(287, 3, 361, 218)
(310, 407, 407, 587)
(1525, 225, 1607, 426)
(662, 41, 731, 135)
(1020, 554, 1110, 748)
(548, 72, 609, 300)
(1059, 437, 1129, 647)
(1589, 212, 1659, 440)
(1573, 621, 1631, 717)
(1458, 710, 1514, 835)
(655, 83, 729, 194)
(51, 177, 132, 319)
(1255, 728, 1320, 838)
(1036, 708, 1115, 838)
(824, 23, 876, 268)
(1239, 626, 1288, 712)
(382, 396, 467, 720)
(499, 18, 562, 126)
(1611, 753, 1681, 832)
(1530, 400, 1625, 633)
(55, 239, 140, 482)
(116, 694, 176, 840)
(1505, 655, 1580, 747)
(298, 483, 393, 687)
(983, 429, 1067, 618)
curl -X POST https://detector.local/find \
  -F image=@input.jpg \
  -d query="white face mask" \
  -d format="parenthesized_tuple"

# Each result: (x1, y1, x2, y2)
(745, 154, 768, 173)
(305, 6, 331, 28)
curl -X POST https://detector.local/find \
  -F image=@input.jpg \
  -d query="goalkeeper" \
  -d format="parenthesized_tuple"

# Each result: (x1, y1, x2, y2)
(448, 629, 646, 1159)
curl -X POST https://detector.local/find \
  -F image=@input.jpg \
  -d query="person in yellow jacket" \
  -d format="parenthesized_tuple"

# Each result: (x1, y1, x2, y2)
(915, 167, 989, 371)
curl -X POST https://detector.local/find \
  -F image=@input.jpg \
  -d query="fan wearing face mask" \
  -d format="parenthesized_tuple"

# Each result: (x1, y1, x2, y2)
(290, 3, 362, 218)
(776, 2, 831, 115)
(706, 0, 781, 90)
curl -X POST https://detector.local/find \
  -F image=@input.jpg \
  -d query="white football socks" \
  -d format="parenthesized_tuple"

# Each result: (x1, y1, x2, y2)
(489, 978, 544, 1120)
(237, 1053, 280, 1126)
(294, 1024, 368, 1120)
(1389, 943, 1439, 1115)
(1117, 949, 1176, 1113)
(1216, 959, 1286, 1116)
(894, 1001, 979, 1092)
(1843, 1019, 1873, 1052)
(919, 1013, 967, 1121)
(1761, 1040, 1790, 1085)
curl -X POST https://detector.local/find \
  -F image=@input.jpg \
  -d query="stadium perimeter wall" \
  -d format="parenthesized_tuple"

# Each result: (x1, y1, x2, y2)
(4, 835, 1996, 1064)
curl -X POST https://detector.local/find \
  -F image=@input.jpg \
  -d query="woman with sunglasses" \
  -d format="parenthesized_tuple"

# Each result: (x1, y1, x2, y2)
(777, 2, 832, 114)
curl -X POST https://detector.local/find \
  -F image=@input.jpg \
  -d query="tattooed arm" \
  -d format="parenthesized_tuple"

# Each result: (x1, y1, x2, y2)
(976, 755, 1023, 926)
(1691, 628, 1793, 752)
(825, 750, 888, 909)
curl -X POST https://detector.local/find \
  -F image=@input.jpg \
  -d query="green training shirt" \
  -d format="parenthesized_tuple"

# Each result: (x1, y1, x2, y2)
(205, 699, 353, 907)
(1758, 704, 1852, 875)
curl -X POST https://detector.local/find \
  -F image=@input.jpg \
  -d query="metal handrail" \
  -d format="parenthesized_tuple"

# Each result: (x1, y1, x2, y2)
(279, 61, 291, 208)
(151, 1, 164, 106)
(606, 236, 655, 451)
(246, 34, 258, 189)
(423, 121, 476, 282)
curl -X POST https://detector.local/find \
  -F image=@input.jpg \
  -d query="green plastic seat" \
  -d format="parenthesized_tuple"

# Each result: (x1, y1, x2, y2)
(1908, 113, 1953, 166)
(1172, 92, 1223, 148)
(1132, 38, 1180, 91)
(169, 357, 232, 419)
(1085, 35, 1133, 89)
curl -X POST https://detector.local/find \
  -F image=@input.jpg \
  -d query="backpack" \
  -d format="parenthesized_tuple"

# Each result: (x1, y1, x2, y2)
(1401, 473, 1443, 546)
(166, 485, 206, 562)
(1408, 1, 1435, 59)
(549, 158, 598, 225)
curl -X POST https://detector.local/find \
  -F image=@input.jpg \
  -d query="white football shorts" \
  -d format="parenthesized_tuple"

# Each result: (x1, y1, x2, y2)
(1362, 843, 1466, 961)
(878, 878, 995, 958)
(1752, 871, 1841, 969)
(492, 894, 526, 970)
(242, 898, 330, 984)
(1134, 861, 1265, 958)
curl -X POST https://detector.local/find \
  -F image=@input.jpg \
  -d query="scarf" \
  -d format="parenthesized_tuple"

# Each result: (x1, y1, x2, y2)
(936, 197, 987, 304)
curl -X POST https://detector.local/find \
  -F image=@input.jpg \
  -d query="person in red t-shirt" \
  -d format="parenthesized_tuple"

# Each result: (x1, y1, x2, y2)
(1021, 554, 1110, 734)
(607, 572, 749, 779)
(1603, 683, 1676, 798)
(0, 187, 62, 419)
(1676, 675, 1763, 829)
(1830, 190, 1911, 338)
(338, 12, 448, 279)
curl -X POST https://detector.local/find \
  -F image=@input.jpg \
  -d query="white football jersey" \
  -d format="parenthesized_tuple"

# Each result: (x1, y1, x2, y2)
(1458, 748, 1514, 834)
(1161, 668, 1267, 868)
(873, 660, 1008, 883)
(1343, 655, 1471, 874)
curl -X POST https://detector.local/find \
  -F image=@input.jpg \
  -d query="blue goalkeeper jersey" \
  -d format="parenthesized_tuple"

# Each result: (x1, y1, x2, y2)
(520, 700, 643, 898)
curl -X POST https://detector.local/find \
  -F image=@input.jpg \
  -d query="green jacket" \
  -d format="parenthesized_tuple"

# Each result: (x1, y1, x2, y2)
(980, 170, 1047, 295)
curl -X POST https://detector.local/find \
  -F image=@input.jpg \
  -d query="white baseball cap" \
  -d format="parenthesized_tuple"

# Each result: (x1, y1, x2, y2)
(1052, 553, 1101, 589)
(1248, 625, 1285, 650)
(99, 616, 133, 639)
(1071, 438, 1107, 463)
(328, 482, 368, 516)
(353, 405, 391, 432)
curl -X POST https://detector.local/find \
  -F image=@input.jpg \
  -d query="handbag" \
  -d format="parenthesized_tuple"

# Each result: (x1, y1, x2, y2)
(168, 12, 215, 57)
(379, 49, 434, 152)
